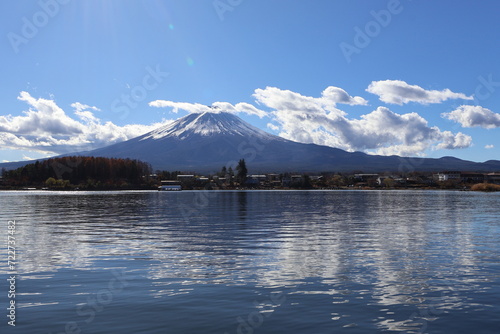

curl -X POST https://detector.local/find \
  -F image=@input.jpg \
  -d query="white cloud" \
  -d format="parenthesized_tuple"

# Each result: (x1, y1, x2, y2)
(71, 102, 100, 113)
(436, 131, 473, 150)
(322, 86, 368, 106)
(149, 100, 268, 118)
(149, 86, 366, 119)
(0, 92, 170, 156)
(267, 123, 280, 131)
(212, 102, 268, 118)
(442, 105, 500, 129)
(254, 87, 472, 156)
(72, 102, 101, 123)
(254, 86, 366, 115)
(485, 144, 494, 149)
(74, 110, 99, 123)
(367, 80, 473, 105)
(148, 100, 211, 114)
(0, 91, 86, 136)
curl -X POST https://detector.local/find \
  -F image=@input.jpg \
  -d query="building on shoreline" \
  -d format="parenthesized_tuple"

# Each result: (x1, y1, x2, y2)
(159, 180, 182, 191)
(433, 171, 498, 184)
(486, 173, 500, 184)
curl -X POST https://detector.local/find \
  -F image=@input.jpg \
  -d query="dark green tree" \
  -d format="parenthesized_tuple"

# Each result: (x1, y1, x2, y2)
(236, 159, 248, 185)
(227, 167, 234, 186)
(301, 175, 312, 189)
(219, 166, 227, 177)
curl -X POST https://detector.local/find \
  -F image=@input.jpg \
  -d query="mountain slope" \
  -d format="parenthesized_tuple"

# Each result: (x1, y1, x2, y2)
(2, 111, 500, 173)
(77, 112, 500, 173)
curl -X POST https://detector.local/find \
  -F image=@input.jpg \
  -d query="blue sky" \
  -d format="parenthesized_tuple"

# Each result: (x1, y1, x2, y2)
(1, 0, 499, 163)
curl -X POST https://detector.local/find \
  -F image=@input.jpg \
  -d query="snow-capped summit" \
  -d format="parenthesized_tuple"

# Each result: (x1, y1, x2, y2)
(140, 111, 276, 140)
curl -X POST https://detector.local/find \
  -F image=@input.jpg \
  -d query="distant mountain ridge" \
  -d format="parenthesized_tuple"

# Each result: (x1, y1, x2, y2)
(2, 111, 500, 173)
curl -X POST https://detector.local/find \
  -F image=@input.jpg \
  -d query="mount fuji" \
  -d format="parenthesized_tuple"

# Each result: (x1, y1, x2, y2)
(2, 111, 500, 173)
(70, 111, 500, 173)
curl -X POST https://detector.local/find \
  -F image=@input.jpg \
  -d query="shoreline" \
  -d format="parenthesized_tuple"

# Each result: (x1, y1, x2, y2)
(0, 186, 497, 192)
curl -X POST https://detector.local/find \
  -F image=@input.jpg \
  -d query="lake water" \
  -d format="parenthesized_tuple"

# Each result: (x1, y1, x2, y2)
(1, 190, 499, 333)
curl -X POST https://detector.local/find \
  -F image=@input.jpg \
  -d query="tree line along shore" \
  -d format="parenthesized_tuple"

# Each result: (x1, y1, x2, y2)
(1, 156, 499, 192)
